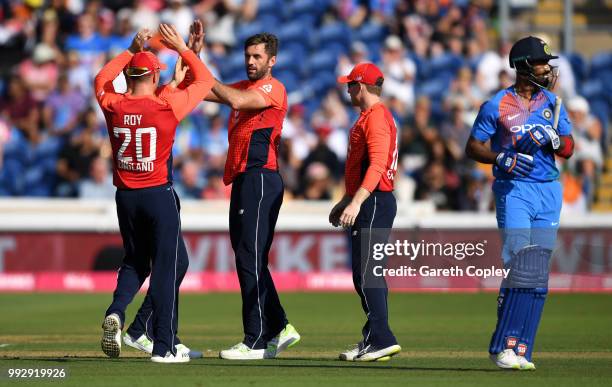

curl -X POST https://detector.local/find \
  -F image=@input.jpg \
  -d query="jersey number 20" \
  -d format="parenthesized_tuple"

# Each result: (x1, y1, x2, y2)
(113, 127, 157, 162)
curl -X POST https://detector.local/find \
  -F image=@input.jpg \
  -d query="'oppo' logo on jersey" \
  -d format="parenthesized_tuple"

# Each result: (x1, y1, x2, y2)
(509, 123, 553, 134)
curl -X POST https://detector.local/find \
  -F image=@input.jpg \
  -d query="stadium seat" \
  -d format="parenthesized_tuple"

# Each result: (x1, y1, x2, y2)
(427, 53, 465, 76)
(0, 158, 24, 195)
(256, 13, 282, 28)
(581, 79, 604, 100)
(589, 98, 609, 143)
(320, 41, 348, 57)
(286, 0, 326, 22)
(311, 22, 351, 52)
(221, 52, 247, 80)
(284, 43, 308, 64)
(307, 71, 337, 96)
(589, 51, 612, 77)
(416, 74, 452, 99)
(568, 52, 587, 83)
(355, 22, 387, 45)
(32, 136, 62, 163)
(235, 21, 266, 44)
(257, 0, 282, 18)
(275, 70, 300, 93)
(274, 51, 301, 73)
(306, 50, 339, 75)
(277, 21, 311, 47)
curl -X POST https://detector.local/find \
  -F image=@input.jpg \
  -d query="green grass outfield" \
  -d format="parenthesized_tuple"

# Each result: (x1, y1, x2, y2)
(0, 292, 610, 386)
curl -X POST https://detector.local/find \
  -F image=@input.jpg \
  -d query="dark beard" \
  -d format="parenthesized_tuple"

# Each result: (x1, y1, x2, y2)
(247, 66, 268, 81)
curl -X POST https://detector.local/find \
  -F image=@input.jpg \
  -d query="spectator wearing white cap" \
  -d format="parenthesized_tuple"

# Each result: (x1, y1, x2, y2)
(378, 35, 416, 111)
(18, 43, 60, 102)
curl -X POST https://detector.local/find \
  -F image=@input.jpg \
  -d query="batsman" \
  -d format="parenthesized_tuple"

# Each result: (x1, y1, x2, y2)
(465, 36, 574, 370)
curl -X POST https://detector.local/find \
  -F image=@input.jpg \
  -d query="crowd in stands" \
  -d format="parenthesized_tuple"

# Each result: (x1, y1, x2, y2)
(0, 0, 610, 213)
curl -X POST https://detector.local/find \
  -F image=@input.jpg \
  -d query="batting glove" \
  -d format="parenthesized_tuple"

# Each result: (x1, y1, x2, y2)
(496, 151, 535, 177)
(515, 126, 560, 155)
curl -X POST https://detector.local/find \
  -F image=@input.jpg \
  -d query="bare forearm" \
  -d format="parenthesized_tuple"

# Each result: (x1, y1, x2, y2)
(465, 137, 497, 164)
(212, 80, 242, 108)
(204, 85, 227, 103)
(350, 187, 371, 206)
(211, 79, 268, 110)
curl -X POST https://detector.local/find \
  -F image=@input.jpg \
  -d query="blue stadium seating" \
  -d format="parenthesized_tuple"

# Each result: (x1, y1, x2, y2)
(311, 22, 351, 52)
(427, 53, 465, 77)
(581, 79, 605, 100)
(284, 43, 308, 63)
(275, 70, 300, 93)
(235, 21, 266, 44)
(286, 0, 327, 22)
(568, 52, 587, 83)
(304, 71, 337, 97)
(306, 50, 338, 75)
(0, 158, 24, 196)
(274, 51, 301, 73)
(355, 22, 386, 45)
(416, 73, 453, 99)
(589, 51, 612, 77)
(221, 52, 247, 80)
(277, 20, 311, 47)
(590, 98, 610, 142)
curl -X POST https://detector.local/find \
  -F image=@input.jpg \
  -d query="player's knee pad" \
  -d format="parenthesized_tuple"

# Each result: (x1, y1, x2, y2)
(503, 245, 552, 289)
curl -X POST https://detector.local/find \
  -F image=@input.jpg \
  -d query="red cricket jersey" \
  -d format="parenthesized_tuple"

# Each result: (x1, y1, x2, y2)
(94, 50, 213, 189)
(223, 76, 287, 185)
(345, 102, 399, 196)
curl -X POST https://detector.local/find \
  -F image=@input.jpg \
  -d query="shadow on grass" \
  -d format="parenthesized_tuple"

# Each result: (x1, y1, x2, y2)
(1, 356, 498, 373)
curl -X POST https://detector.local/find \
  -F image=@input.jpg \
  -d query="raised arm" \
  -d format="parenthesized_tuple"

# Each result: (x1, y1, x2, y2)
(94, 29, 152, 109)
(159, 24, 214, 121)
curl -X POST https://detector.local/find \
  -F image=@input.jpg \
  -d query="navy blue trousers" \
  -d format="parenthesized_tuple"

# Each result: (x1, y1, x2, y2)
(350, 191, 398, 349)
(229, 169, 288, 349)
(105, 184, 188, 357)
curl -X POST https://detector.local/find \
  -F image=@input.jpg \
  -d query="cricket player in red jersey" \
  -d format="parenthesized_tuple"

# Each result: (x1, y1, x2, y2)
(330, 62, 401, 362)
(95, 25, 214, 363)
(178, 22, 300, 360)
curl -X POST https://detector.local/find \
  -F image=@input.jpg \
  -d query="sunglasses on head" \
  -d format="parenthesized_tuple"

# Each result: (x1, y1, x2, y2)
(126, 66, 154, 77)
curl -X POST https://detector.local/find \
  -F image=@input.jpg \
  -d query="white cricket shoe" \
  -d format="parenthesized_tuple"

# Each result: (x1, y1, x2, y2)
(517, 355, 536, 370)
(176, 343, 203, 359)
(123, 333, 153, 354)
(354, 344, 401, 362)
(490, 349, 520, 370)
(101, 314, 122, 358)
(339, 343, 361, 361)
(266, 324, 301, 358)
(219, 343, 266, 360)
(151, 351, 190, 363)
(124, 333, 203, 359)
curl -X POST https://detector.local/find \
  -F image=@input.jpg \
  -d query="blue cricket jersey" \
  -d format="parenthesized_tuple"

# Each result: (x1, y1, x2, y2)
(471, 87, 572, 182)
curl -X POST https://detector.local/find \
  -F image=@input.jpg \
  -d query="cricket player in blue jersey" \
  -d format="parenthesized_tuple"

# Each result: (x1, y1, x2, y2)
(465, 36, 574, 370)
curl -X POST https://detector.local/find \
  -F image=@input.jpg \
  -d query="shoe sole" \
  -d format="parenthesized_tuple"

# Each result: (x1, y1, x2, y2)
(101, 316, 121, 358)
(376, 356, 391, 362)
(277, 334, 301, 354)
(219, 351, 266, 360)
(355, 345, 401, 362)
(489, 356, 520, 370)
(123, 336, 152, 354)
(151, 356, 190, 363)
